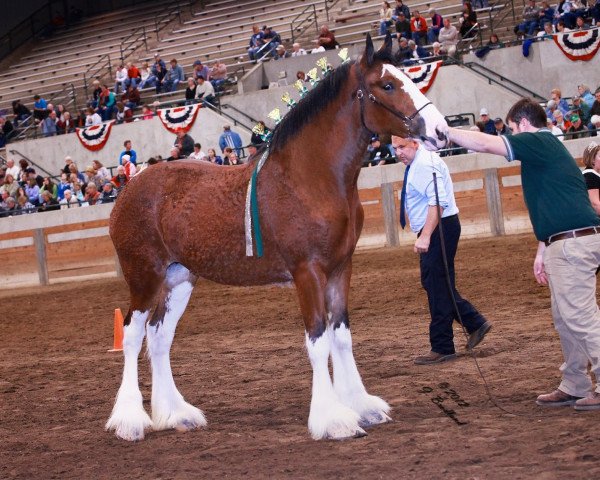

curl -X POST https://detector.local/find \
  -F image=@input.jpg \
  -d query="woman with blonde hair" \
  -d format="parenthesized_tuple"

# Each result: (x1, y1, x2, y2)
(582, 142, 600, 215)
(379, 1, 393, 35)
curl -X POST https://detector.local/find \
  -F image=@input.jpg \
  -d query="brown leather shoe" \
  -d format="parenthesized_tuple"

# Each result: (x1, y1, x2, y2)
(466, 322, 492, 351)
(414, 351, 457, 365)
(574, 392, 600, 411)
(536, 389, 583, 407)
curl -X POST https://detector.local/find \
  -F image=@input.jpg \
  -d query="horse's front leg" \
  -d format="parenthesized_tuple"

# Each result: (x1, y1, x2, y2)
(326, 260, 391, 428)
(294, 263, 366, 440)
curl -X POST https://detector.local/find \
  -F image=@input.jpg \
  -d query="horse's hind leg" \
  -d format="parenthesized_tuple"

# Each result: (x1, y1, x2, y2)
(106, 308, 153, 441)
(327, 260, 391, 428)
(146, 263, 206, 433)
(294, 263, 365, 440)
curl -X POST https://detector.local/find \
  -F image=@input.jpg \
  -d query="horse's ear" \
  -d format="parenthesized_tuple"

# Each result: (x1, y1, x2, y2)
(381, 33, 393, 57)
(364, 33, 375, 66)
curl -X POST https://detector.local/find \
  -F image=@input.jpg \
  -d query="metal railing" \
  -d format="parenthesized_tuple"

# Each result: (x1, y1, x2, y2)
(83, 54, 113, 98)
(324, 0, 342, 22)
(120, 26, 148, 63)
(290, 4, 319, 44)
(9, 148, 54, 177)
(461, 61, 545, 100)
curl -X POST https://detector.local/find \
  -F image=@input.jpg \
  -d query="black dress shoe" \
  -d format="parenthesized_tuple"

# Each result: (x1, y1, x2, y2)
(466, 321, 492, 350)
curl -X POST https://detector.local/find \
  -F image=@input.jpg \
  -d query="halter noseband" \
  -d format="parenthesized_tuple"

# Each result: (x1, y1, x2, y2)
(355, 66, 432, 135)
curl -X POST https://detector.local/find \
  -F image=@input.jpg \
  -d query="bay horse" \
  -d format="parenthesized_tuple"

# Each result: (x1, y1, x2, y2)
(106, 34, 449, 442)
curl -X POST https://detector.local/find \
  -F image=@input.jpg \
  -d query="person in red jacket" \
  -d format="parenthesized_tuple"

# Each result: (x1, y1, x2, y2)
(410, 10, 428, 45)
(125, 62, 141, 89)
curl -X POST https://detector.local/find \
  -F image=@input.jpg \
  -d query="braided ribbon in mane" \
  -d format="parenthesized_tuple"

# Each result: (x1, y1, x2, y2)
(245, 148, 270, 257)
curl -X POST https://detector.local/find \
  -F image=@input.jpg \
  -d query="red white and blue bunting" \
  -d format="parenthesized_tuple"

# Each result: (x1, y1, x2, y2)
(553, 27, 600, 61)
(75, 121, 115, 152)
(401, 60, 442, 94)
(157, 104, 201, 133)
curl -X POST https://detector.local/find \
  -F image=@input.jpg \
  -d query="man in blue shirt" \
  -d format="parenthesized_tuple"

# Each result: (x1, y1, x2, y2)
(119, 140, 137, 166)
(248, 25, 265, 61)
(392, 135, 492, 365)
(33, 94, 48, 121)
(218, 124, 243, 157)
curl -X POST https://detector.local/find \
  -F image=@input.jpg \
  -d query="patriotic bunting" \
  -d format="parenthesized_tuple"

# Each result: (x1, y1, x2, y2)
(553, 27, 600, 61)
(156, 103, 201, 133)
(75, 121, 115, 152)
(401, 60, 443, 94)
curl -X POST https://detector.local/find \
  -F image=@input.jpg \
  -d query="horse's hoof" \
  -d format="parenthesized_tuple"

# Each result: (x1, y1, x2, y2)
(174, 418, 204, 432)
(324, 425, 367, 440)
(359, 411, 392, 428)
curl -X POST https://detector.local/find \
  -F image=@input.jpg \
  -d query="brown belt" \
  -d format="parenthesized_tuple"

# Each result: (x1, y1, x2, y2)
(545, 226, 600, 246)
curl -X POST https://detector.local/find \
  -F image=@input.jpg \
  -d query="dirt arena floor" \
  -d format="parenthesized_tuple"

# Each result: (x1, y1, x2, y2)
(1, 233, 600, 479)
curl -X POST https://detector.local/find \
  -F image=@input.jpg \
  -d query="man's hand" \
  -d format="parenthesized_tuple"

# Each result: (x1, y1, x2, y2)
(534, 242, 548, 285)
(414, 235, 430, 254)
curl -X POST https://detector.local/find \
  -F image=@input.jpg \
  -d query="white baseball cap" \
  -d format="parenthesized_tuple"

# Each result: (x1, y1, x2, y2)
(480, 108, 489, 116)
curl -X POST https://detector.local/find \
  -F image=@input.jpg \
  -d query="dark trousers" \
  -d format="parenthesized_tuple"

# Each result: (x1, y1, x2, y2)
(419, 214, 487, 354)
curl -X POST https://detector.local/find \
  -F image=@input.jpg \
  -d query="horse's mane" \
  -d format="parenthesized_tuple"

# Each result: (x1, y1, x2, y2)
(269, 61, 353, 152)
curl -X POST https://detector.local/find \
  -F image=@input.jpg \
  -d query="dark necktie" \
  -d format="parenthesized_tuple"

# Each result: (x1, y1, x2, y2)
(399, 164, 410, 229)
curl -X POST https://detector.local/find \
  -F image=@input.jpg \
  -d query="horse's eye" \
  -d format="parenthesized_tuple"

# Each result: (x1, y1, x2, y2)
(383, 83, 394, 91)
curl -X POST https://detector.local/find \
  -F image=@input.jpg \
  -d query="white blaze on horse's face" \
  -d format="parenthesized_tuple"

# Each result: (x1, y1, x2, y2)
(381, 64, 448, 151)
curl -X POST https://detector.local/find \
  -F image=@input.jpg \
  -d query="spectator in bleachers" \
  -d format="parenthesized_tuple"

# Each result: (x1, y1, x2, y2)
(546, 99, 559, 122)
(539, 1, 555, 24)
(56, 111, 75, 134)
(262, 26, 281, 58)
(573, 95, 591, 124)
(25, 178, 40, 206)
(111, 166, 129, 192)
(83, 183, 101, 206)
(291, 43, 307, 57)
(57, 173, 71, 200)
(153, 53, 167, 72)
(392, 0, 410, 21)
(550, 88, 570, 114)
(153, 62, 167, 94)
(248, 25, 265, 61)
(438, 18, 459, 56)
(165, 59, 185, 92)
(479, 108, 496, 134)
(185, 78, 197, 105)
(93, 160, 110, 182)
(83, 166, 100, 189)
(121, 154, 136, 177)
(0, 117, 15, 146)
(62, 156, 73, 175)
(98, 84, 116, 121)
(405, 40, 429, 64)
(120, 140, 137, 165)
(12, 100, 31, 127)
(395, 12, 412, 39)
(192, 60, 210, 82)
(90, 80, 102, 109)
(275, 45, 291, 60)
(207, 148, 223, 165)
(592, 115, 600, 135)
(555, 0, 578, 29)
(316, 25, 338, 51)
(555, 19, 571, 32)
(141, 104, 154, 120)
(5, 159, 20, 181)
(125, 62, 141, 89)
(0, 196, 18, 217)
(71, 182, 85, 203)
(427, 8, 444, 44)
(410, 10, 428, 45)
(210, 60, 228, 90)
(379, 2, 394, 36)
(591, 88, 600, 119)
(38, 190, 60, 212)
(99, 181, 117, 203)
(566, 113, 589, 138)
(40, 177, 58, 201)
(115, 102, 133, 124)
(166, 147, 183, 161)
(553, 110, 570, 133)
(578, 84, 595, 108)
(537, 21, 555, 39)
(547, 117, 565, 139)
(575, 15, 590, 29)
(487, 33, 505, 48)
(430, 42, 443, 58)
(219, 124, 243, 157)
(365, 136, 394, 167)
(85, 107, 102, 127)
(60, 190, 79, 209)
(459, 2, 478, 39)
(139, 61, 155, 90)
(1, 174, 19, 198)
(223, 149, 241, 165)
(174, 130, 195, 157)
(122, 85, 140, 109)
(114, 64, 128, 94)
(33, 94, 48, 122)
(189, 143, 207, 161)
(395, 37, 412, 63)
(68, 163, 85, 185)
(517, 0, 541, 36)
(195, 76, 215, 105)
(40, 111, 58, 137)
(296, 71, 308, 82)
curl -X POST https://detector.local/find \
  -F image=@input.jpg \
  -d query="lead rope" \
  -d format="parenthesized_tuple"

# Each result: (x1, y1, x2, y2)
(433, 171, 539, 418)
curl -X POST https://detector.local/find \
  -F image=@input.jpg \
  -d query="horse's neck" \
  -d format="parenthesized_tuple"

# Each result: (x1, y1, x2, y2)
(277, 83, 369, 186)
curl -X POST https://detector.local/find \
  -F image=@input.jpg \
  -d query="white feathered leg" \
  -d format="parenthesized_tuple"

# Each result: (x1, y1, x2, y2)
(306, 329, 366, 440)
(106, 310, 153, 441)
(330, 323, 391, 427)
(147, 266, 206, 433)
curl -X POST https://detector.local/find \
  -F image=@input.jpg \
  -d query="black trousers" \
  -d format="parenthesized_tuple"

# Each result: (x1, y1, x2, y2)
(419, 214, 487, 354)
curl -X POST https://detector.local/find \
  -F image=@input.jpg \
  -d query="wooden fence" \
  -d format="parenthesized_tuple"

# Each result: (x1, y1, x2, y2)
(0, 165, 531, 288)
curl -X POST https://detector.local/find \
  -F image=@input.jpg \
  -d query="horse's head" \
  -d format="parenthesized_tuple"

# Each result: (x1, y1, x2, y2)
(357, 34, 448, 150)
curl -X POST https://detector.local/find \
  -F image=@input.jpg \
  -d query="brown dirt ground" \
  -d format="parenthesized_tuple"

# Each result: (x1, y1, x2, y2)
(1, 234, 600, 480)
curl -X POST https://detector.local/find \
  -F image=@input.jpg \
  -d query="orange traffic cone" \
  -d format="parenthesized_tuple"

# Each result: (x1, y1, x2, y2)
(109, 308, 124, 352)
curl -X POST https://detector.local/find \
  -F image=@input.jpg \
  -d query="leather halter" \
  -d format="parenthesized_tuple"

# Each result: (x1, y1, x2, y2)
(355, 65, 432, 136)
